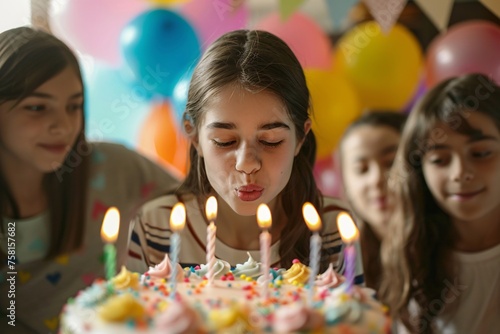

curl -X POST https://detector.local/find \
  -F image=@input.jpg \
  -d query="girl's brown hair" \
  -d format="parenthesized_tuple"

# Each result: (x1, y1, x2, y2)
(178, 29, 324, 269)
(379, 73, 500, 333)
(0, 27, 90, 258)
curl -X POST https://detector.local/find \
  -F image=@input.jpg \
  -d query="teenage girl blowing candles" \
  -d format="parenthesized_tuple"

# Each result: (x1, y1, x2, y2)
(127, 29, 362, 284)
(0, 27, 179, 333)
(380, 73, 500, 334)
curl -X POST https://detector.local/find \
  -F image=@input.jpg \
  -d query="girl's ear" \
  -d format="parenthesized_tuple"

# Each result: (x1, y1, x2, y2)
(295, 118, 312, 156)
(184, 120, 203, 157)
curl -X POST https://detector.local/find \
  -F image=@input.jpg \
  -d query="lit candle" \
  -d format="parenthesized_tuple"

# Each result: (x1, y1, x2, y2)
(205, 196, 217, 286)
(302, 202, 322, 305)
(169, 202, 186, 297)
(336, 212, 359, 293)
(100, 207, 120, 281)
(257, 203, 272, 300)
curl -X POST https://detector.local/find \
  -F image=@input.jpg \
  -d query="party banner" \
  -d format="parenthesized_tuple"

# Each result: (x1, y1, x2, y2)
(362, 0, 407, 34)
(324, 0, 358, 31)
(414, 0, 454, 31)
(279, 0, 306, 20)
(480, 0, 500, 19)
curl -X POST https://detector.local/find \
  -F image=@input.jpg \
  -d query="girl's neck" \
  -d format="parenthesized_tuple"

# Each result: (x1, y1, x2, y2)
(1, 162, 46, 218)
(452, 206, 500, 252)
(210, 195, 285, 250)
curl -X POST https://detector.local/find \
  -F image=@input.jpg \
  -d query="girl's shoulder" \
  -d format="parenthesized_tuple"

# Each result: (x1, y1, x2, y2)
(138, 193, 199, 220)
(320, 195, 349, 214)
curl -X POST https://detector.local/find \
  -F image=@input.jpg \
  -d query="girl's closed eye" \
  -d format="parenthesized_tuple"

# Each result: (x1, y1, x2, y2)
(211, 139, 236, 147)
(426, 153, 449, 166)
(354, 164, 368, 175)
(24, 104, 46, 112)
(260, 139, 283, 147)
(68, 103, 83, 113)
(471, 150, 491, 158)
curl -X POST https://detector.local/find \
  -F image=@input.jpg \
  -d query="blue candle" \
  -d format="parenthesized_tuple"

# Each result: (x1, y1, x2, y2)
(302, 202, 322, 306)
(169, 203, 186, 297)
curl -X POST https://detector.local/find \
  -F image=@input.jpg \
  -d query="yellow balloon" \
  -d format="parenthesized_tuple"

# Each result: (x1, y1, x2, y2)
(305, 69, 362, 159)
(335, 21, 423, 110)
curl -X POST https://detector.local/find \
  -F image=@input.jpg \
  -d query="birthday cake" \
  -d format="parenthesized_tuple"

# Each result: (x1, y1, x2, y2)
(60, 253, 391, 333)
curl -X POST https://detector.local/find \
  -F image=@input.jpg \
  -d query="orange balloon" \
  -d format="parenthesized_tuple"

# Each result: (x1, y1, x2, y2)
(138, 102, 189, 178)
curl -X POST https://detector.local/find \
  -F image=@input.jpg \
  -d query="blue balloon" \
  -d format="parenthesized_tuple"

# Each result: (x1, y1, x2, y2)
(171, 66, 195, 124)
(120, 9, 201, 98)
(82, 62, 154, 148)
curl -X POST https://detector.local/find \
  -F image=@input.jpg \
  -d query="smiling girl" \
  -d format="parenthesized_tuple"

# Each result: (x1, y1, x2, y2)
(380, 73, 500, 333)
(0, 27, 178, 333)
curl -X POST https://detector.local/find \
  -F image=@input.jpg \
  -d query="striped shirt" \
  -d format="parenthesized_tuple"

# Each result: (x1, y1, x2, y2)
(127, 194, 364, 284)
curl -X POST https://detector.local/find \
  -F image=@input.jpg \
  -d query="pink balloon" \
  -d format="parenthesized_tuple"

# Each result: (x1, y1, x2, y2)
(313, 155, 342, 198)
(49, 0, 148, 65)
(426, 20, 500, 86)
(256, 12, 332, 70)
(180, 0, 249, 50)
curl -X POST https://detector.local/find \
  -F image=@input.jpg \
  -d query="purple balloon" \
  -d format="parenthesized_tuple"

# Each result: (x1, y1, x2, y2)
(426, 20, 500, 86)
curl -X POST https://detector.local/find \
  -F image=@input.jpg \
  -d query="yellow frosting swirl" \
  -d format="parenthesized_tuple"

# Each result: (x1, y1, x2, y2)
(282, 261, 310, 285)
(111, 266, 140, 290)
(98, 293, 144, 322)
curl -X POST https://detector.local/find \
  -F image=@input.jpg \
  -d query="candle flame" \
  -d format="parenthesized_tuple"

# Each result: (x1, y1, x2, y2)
(170, 202, 186, 232)
(101, 207, 120, 243)
(336, 212, 359, 243)
(205, 196, 217, 222)
(257, 204, 272, 229)
(302, 202, 322, 232)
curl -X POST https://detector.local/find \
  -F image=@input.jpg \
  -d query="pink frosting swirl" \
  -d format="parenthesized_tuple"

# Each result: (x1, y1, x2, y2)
(146, 254, 184, 281)
(315, 263, 344, 290)
(156, 300, 206, 334)
(273, 304, 324, 333)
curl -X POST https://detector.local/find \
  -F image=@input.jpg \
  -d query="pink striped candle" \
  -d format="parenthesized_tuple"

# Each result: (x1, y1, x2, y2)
(205, 196, 217, 286)
(257, 204, 272, 300)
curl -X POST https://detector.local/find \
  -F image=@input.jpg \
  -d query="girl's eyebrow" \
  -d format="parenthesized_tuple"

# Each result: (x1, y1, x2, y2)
(27, 92, 83, 100)
(206, 121, 291, 130)
(260, 122, 290, 130)
(468, 134, 499, 142)
(426, 135, 498, 152)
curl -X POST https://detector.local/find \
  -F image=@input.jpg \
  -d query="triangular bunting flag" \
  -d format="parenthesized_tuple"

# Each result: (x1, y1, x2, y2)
(480, 0, 500, 19)
(324, 0, 359, 31)
(414, 0, 454, 31)
(279, 0, 306, 21)
(363, 0, 408, 34)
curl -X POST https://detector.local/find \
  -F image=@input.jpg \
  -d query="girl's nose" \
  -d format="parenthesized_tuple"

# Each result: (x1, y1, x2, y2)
(451, 157, 474, 182)
(235, 143, 261, 175)
(49, 110, 73, 136)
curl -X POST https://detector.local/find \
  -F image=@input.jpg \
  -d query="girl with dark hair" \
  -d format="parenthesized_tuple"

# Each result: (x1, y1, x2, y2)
(379, 73, 500, 333)
(127, 30, 362, 284)
(339, 111, 407, 290)
(0, 27, 179, 333)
